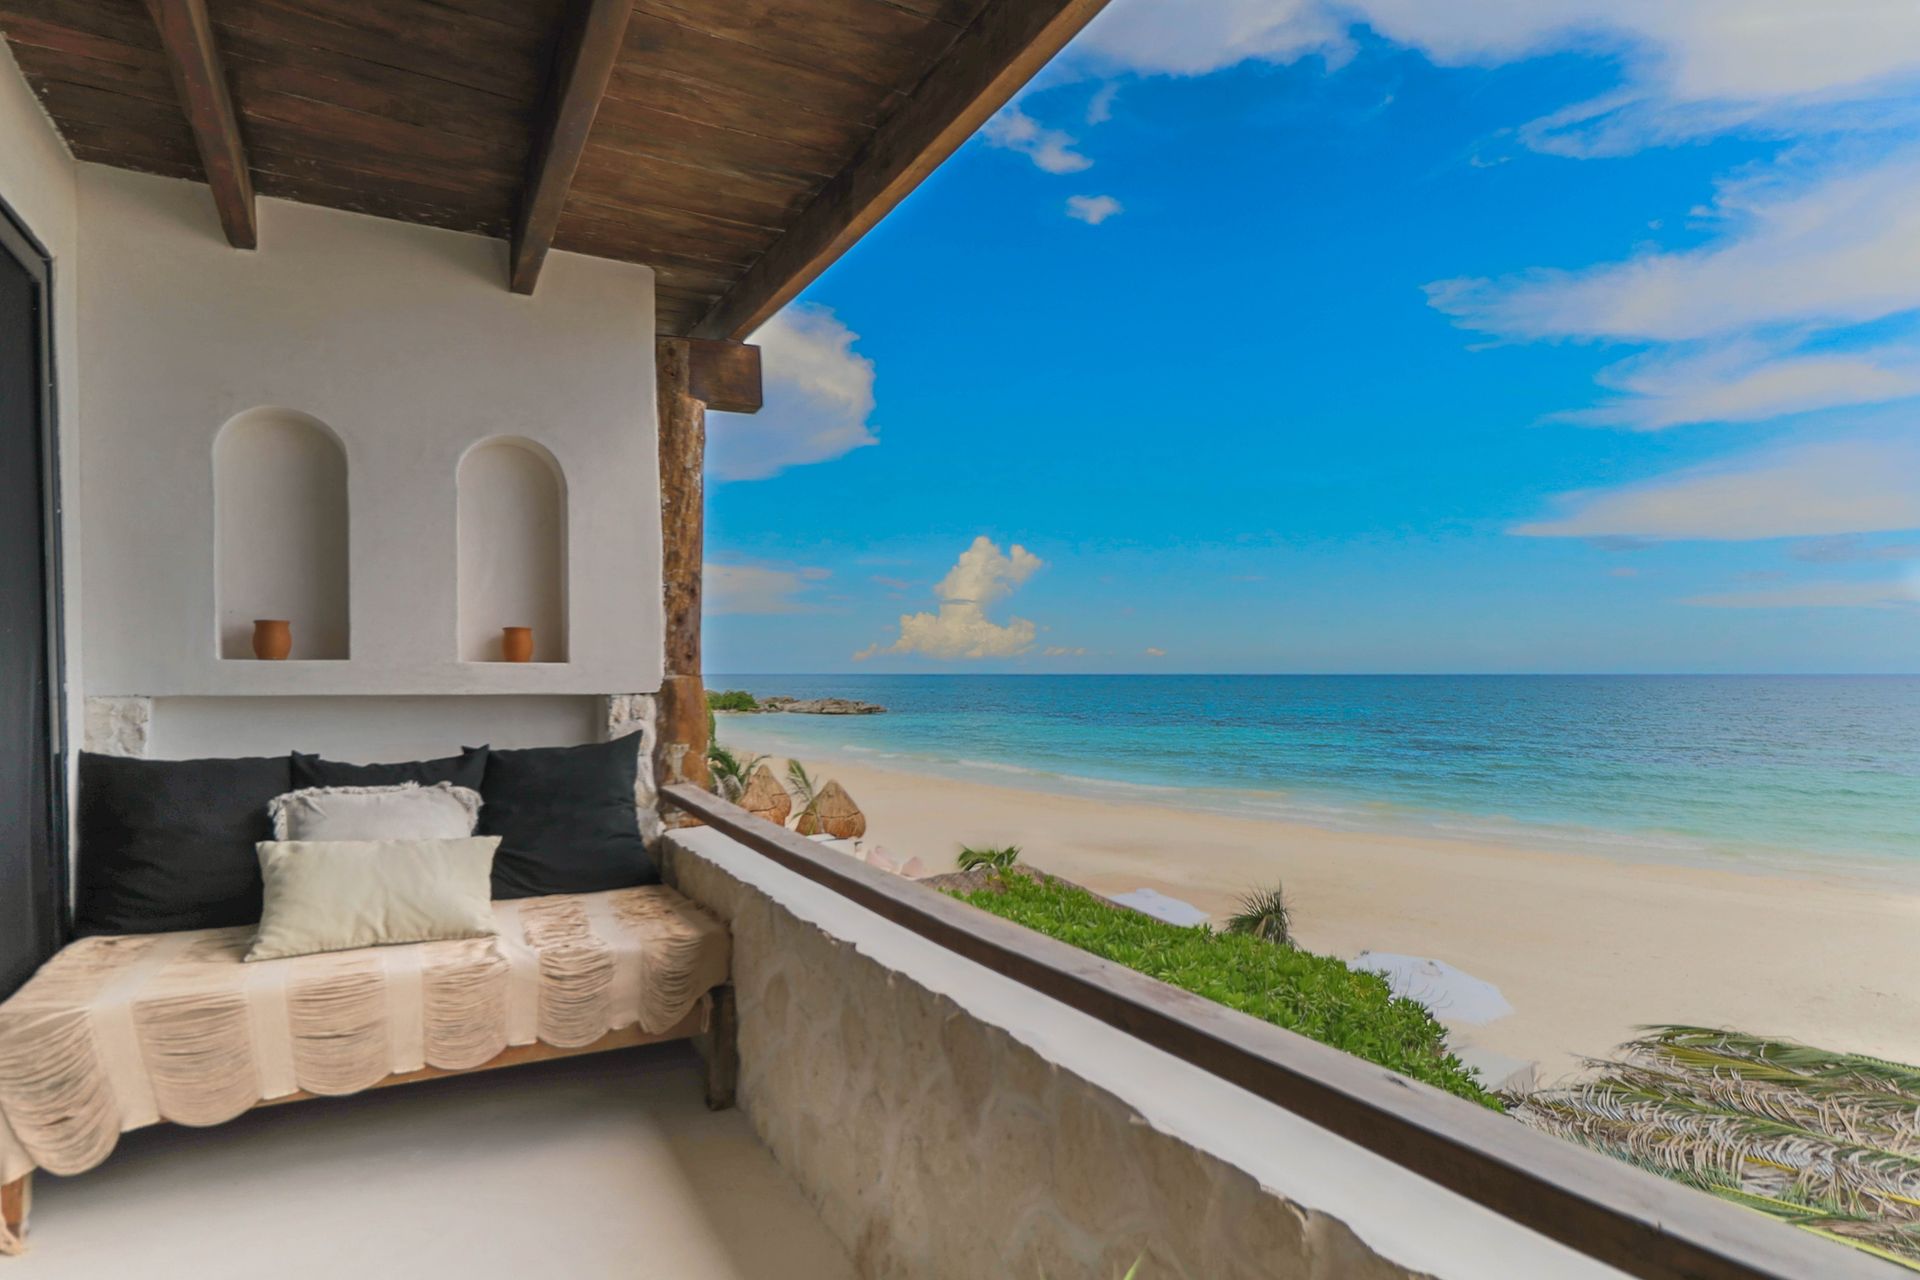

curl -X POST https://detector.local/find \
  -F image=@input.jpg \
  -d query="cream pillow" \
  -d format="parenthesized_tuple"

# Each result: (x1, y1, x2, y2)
(268, 781, 481, 841)
(247, 837, 500, 963)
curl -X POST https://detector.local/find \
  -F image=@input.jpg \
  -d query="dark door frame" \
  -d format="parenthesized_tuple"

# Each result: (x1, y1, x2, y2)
(0, 191, 70, 947)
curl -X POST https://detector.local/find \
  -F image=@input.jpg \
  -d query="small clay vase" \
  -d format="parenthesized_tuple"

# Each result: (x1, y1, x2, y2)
(502, 626, 534, 663)
(252, 619, 292, 661)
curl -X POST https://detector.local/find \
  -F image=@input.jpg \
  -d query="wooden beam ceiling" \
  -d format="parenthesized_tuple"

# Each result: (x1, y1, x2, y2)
(688, 0, 1112, 341)
(143, 0, 254, 248)
(0, 0, 1120, 330)
(510, 0, 632, 295)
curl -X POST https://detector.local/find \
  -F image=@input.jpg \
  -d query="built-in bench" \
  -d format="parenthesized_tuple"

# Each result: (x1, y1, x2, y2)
(0, 885, 735, 1251)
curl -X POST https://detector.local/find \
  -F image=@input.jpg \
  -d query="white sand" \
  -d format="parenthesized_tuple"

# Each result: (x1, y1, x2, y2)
(725, 736, 1920, 1080)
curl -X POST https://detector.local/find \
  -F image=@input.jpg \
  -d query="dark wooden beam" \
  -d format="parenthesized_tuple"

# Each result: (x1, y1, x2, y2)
(143, 0, 254, 248)
(686, 339, 762, 414)
(511, 0, 633, 295)
(688, 0, 1112, 341)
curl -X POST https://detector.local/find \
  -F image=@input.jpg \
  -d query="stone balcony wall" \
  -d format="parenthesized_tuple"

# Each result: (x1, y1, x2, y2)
(664, 831, 1445, 1280)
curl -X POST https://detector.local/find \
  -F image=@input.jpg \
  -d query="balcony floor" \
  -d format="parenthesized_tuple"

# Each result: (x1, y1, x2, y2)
(17, 1044, 853, 1279)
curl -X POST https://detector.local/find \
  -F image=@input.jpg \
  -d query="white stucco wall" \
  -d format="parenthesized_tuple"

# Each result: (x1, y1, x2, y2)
(0, 42, 81, 770)
(75, 164, 662, 699)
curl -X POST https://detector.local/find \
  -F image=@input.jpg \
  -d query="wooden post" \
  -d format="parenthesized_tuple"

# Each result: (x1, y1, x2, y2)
(656, 336, 710, 815)
(654, 338, 762, 827)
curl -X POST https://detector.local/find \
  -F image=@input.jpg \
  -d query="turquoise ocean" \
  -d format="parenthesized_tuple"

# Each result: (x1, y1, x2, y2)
(710, 675, 1920, 882)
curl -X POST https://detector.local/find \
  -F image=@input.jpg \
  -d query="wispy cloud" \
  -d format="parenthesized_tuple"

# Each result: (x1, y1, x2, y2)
(1078, 1, 1920, 153)
(1077, 0, 1351, 77)
(1561, 343, 1920, 431)
(1144, 646, 1168, 657)
(1043, 645, 1088, 657)
(1682, 578, 1920, 609)
(856, 537, 1045, 660)
(1431, 153, 1920, 346)
(1789, 536, 1920, 564)
(1066, 194, 1124, 225)
(982, 105, 1092, 174)
(709, 304, 877, 482)
(1514, 437, 1920, 541)
(705, 564, 831, 615)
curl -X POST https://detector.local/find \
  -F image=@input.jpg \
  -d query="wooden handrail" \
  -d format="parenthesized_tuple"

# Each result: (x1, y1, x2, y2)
(663, 783, 1884, 1280)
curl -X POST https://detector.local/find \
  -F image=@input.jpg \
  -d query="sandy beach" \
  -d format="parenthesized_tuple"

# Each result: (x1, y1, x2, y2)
(724, 732, 1920, 1080)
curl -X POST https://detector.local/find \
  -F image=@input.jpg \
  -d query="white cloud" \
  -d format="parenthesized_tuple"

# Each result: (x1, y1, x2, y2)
(1066, 195, 1124, 225)
(705, 564, 831, 615)
(1563, 342, 1920, 430)
(1430, 153, 1920, 345)
(1043, 645, 1088, 657)
(856, 537, 1046, 660)
(707, 305, 877, 482)
(1515, 438, 1920, 541)
(1349, 0, 1920, 155)
(1086, 82, 1122, 125)
(982, 105, 1092, 174)
(1144, 646, 1168, 657)
(1078, 0, 1351, 77)
(1789, 536, 1920, 564)
(1077, 1, 1920, 151)
(1682, 579, 1920, 609)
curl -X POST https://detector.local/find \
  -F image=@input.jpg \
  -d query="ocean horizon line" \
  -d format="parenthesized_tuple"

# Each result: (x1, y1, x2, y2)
(711, 670, 1920, 679)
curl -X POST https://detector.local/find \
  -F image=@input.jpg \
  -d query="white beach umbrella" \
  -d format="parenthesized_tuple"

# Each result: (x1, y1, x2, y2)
(1354, 952, 1515, 1026)
(1110, 888, 1212, 928)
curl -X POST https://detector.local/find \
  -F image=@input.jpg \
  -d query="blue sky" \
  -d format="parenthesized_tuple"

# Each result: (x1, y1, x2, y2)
(705, 1, 1920, 675)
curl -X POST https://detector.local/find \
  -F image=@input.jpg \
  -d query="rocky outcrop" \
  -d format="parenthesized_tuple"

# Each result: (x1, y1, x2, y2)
(760, 697, 886, 716)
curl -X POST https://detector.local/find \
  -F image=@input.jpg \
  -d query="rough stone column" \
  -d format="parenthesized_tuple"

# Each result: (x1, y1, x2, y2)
(83, 697, 152, 758)
(655, 336, 712, 817)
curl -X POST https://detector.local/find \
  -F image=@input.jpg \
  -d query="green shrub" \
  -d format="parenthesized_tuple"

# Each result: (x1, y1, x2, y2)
(957, 844, 1022, 872)
(706, 689, 759, 712)
(950, 874, 1496, 1108)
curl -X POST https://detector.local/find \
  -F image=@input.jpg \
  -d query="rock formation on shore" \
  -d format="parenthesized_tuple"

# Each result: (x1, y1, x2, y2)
(759, 696, 885, 715)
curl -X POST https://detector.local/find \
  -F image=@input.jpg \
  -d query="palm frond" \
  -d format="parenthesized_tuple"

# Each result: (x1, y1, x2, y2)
(787, 759, 823, 832)
(1224, 884, 1292, 946)
(1512, 1026, 1920, 1270)
(957, 844, 1021, 872)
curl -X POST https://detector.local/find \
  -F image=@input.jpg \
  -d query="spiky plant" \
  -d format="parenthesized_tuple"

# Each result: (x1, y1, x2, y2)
(1224, 884, 1292, 946)
(957, 844, 1022, 873)
(1511, 1026, 1920, 1270)
(787, 758, 824, 833)
(706, 742, 765, 803)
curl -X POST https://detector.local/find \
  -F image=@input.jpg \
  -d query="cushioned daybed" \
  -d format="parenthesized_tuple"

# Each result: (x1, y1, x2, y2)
(0, 885, 729, 1181)
(0, 739, 735, 1254)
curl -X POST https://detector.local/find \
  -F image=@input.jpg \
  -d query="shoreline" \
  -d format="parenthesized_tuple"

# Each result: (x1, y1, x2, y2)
(719, 717, 1920, 893)
(720, 725, 1920, 1080)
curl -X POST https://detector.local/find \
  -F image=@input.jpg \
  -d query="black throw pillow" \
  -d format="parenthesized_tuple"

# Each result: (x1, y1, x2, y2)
(477, 737, 654, 899)
(289, 745, 489, 791)
(76, 752, 293, 934)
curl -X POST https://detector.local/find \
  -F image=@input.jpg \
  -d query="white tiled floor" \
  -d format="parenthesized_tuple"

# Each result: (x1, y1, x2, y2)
(14, 1044, 853, 1280)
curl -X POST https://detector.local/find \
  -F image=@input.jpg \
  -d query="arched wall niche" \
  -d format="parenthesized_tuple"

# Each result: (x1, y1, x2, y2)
(457, 436, 569, 663)
(213, 407, 350, 660)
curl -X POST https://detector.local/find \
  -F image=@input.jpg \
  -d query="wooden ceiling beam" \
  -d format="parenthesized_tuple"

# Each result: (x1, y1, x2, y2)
(510, 0, 633, 295)
(143, 0, 255, 248)
(686, 338, 762, 414)
(687, 0, 1112, 341)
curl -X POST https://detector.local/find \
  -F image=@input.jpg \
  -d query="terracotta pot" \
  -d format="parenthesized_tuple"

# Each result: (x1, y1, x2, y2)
(502, 626, 534, 663)
(252, 619, 292, 661)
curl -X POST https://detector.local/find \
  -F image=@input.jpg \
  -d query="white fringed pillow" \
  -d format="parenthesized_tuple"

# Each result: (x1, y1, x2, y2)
(246, 837, 501, 962)
(268, 781, 481, 842)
